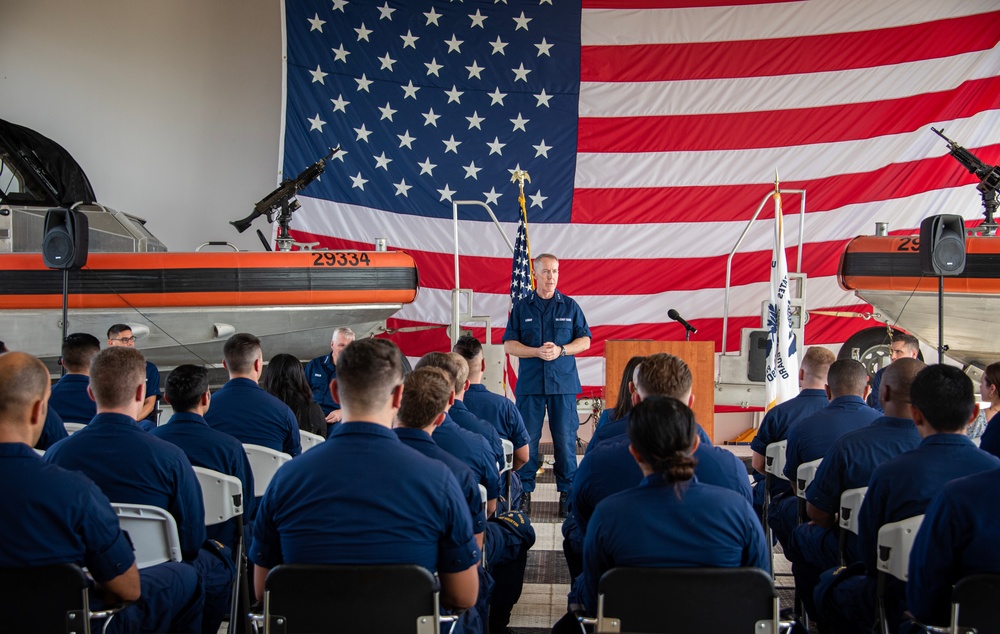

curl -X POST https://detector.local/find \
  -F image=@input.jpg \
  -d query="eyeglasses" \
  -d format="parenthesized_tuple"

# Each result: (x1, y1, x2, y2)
(112, 336, 137, 343)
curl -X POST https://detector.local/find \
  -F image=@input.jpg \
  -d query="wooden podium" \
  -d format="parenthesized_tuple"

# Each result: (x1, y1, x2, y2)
(605, 340, 716, 441)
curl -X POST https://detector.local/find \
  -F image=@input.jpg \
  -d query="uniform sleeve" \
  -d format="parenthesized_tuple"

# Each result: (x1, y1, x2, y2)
(171, 456, 207, 561)
(249, 480, 283, 569)
(480, 437, 501, 499)
(578, 506, 611, 613)
(906, 488, 961, 626)
(723, 449, 753, 505)
(782, 426, 801, 481)
(857, 471, 889, 574)
(510, 405, 530, 449)
(36, 407, 68, 450)
(571, 453, 596, 536)
(501, 301, 522, 343)
(806, 445, 845, 514)
(145, 363, 162, 399)
(284, 407, 303, 457)
(741, 500, 771, 573)
(79, 482, 137, 583)
(436, 470, 482, 573)
(749, 411, 777, 455)
(571, 300, 592, 340)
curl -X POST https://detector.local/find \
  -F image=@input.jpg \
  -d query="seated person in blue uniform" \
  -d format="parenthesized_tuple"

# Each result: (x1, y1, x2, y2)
(1, 343, 70, 449)
(261, 353, 327, 438)
(445, 352, 505, 467)
(249, 337, 481, 611)
(414, 352, 501, 516)
(303, 326, 354, 423)
(976, 361, 1000, 457)
(45, 347, 235, 634)
(552, 397, 769, 633)
(785, 358, 924, 618)
(867, 331, 920, 413)
(562, 353, 752, 584)
(48, 332, 101, 424)
(396, 366, 537, 634)
(588, 354, 644, 438)
(817, 364, 1000, 634)
(453, 335, 531, 471)
(107, 324, 161, 430)
(24, 349, 203, 632)
(204, 332, 301, 457)
(905, 466, 1000, 629)
(750, 346, 834, 515)
(770, 359, 880, 552)
(151, 364, 256, 557)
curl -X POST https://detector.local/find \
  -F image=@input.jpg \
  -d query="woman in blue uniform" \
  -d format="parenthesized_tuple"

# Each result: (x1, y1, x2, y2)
(553, 396, 768, 632)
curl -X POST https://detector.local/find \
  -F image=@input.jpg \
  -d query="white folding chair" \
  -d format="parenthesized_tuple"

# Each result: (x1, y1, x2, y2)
(33, 448, 45, 457)
(796, 459, 822, 500)
(243, 444, 292, 497)
(478, 484, 488, 516)
(764, 440, 789, 482)
(299, 430, 325, 452)
(499, 439, 514, 511)
(112, 503, 182, 569)
(876, 515, 925, 634)
(838, 486, 867, 566)
(64, 422, 87, 435)
(193, 467, 251, 634)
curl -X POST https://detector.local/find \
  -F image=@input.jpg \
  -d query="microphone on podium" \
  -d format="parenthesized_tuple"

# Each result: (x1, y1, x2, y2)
(667, 309, 697, 334)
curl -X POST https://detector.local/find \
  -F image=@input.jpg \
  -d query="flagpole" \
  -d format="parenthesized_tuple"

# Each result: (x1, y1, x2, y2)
(511, 169, 535, 291)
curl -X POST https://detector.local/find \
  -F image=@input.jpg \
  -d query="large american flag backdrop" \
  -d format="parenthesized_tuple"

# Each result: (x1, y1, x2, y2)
(281, 0, 1000, 399)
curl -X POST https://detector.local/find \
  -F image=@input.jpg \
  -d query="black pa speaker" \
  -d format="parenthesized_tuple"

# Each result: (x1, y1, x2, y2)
(919, 214, 966, 276)
(42, 208, 89, 269)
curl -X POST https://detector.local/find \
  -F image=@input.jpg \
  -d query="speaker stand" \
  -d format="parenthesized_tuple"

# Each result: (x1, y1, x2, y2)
(60, 268, 69, 376)
(937, 275, 946, 364)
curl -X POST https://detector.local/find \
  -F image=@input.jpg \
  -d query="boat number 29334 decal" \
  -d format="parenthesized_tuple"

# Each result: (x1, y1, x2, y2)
(312, 252, 372, 266)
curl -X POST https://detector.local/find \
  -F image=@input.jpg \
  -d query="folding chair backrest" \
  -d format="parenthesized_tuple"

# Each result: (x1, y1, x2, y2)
(0, 563, 92, 633)
(64, 422, 87, 435)
(112, 503, 183, 569)
(796, 458, 822, 499)
(500, 439, 514, 474)
(479, 484, 488, 515)
(299, 431, 325, 453)
(597, 567, 778, 633)
(192, 466, 244, 526)
(264, 564, 441, 633)
(243, 444, 292, 497)
(839, 487, 868, 535)
(765, 440, 788, 481)
(34, 448, 45, 457)
(953, 574, 1000, 634)
(876, 515, 924, 582)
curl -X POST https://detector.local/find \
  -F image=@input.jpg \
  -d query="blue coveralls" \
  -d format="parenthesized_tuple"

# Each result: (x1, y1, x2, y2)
(463, 383, 531, 451)
(750, 388, 829, 510)
(139, 360, 162, 428)
(0, 442, 203, 633)
(577, 475, 769, 613)
(770, 396, 880, 550)
(433, 413, 501, 500)
(48, 373, 96, 423)
(785, 416, 921, 616)
(450, 399, 505, 467)
(205, 377, 302, 456)
(818, 434, 1000, 633)
(977, 410, 1000, 458)
(303, 353, 340, 416)
(906, 467, 1000, 628)
(150, 411, 257, 552)
(35, 406, 68, 450)
(503, 290, 591, 493)
(46, 412, 233, 634)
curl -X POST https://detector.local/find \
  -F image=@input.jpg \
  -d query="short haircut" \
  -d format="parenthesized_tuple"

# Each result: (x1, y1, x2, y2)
(165, 364, 210, 413)
(335, 338, 403, 411)
(0, 352, 50, 422)
(801, 347, 836, 380)
(414, 352, 464, 393)
(397, 367, 452, 429)
(452, 335, 483, 363)
(61, 333, 101, 372)
(447, 352, 469, 388)
(627, 396, 698, 484)
(891, 331, 920, 352)
(533, 253, 558, 268)
(634, 353, 692, 400)
(332, 327, 355, 342)
(826, 359, 870, 397)
(106, 323, 131, 339)
(89, 347, 145, 410)
(881, 357, 925, 406)
(910, 364, 976, 432)
(224, 333, 262, 374)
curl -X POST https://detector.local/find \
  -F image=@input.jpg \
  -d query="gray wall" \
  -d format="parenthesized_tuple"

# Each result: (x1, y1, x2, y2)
(0, 0, 283, 251)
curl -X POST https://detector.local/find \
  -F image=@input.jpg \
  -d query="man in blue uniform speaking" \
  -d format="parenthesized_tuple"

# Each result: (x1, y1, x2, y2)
(249, 338, 481, 610)
(304, 326, 355, 423)
(503, 253, 591, 515)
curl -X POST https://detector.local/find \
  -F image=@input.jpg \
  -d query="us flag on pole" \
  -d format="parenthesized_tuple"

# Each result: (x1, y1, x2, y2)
(282, 0, 1000, 395)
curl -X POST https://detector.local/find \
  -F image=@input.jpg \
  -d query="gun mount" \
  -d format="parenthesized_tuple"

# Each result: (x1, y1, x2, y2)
(232, 147, 339, 251)
(932, 127, 1000, 234)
